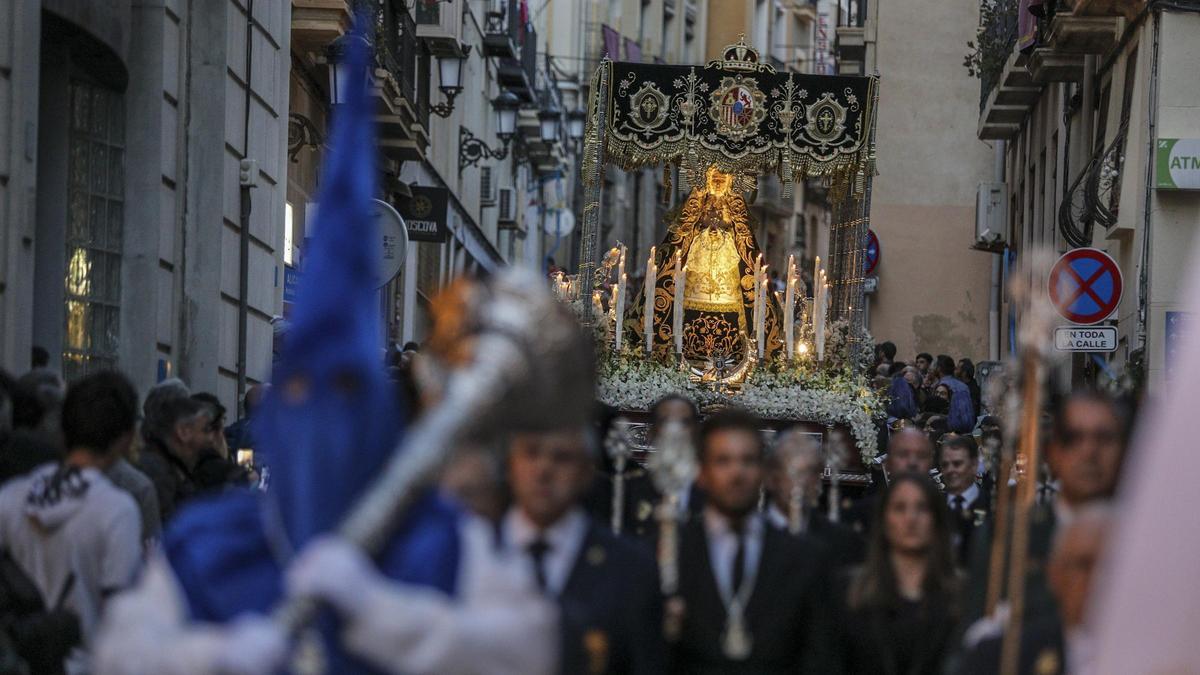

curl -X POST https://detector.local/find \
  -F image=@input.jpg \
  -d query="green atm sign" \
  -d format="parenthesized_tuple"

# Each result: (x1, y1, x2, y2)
(1156, 138, 1200, 190)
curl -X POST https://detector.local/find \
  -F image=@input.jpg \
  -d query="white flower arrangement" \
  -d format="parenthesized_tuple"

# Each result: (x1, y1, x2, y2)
(597, 347, 886, 466)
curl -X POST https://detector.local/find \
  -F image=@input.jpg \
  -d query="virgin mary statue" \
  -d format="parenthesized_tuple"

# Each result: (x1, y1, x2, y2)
(628, 165, 783, 374)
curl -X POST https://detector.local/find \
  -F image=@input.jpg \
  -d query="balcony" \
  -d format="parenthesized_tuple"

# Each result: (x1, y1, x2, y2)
(1047, 12, 1123, 54)
(373, 1, 427, 162)
(483, 0, 519, 59)
(835, 0, 866, 64)
(796, 0, 818, 23)
(415, 0, 462, 56)
(979, 47, 1040, 140)
(1061, 0, 1146, 20)
(1028, 47, 1084, 83)
(499, 23, 538, 102)
(516, 110, 565, 175)
(291, 0, 352, 54)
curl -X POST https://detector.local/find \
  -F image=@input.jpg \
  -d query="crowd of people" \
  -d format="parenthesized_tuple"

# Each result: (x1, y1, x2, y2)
(0, 334, 1132, 675)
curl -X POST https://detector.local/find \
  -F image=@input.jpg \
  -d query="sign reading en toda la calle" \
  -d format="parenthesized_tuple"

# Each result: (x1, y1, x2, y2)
(1156, 138, 1200, 190)
(1054, 326, 1117, 352)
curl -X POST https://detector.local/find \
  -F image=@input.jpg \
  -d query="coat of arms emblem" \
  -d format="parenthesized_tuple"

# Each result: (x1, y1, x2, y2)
(708, 76, 766, 140)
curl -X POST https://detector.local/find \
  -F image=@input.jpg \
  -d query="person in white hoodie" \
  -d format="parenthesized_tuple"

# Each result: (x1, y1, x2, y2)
(0, 371, 142, 674)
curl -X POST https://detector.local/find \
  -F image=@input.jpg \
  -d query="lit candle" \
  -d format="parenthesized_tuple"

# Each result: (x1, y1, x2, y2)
(757, 265, 768, 359)
(752, 253, 762, 351)
(615, 246, 627, 352)
(784, 255, 796, 358)
(644, 247, 656, 356)
(815, 272, 828, 362)
(593, 290, 604, 320)
(673, 251, 685, 356)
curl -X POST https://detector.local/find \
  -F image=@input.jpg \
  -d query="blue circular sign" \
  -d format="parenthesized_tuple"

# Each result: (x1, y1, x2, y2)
(1048, 248, 1123, 325)
(864, 229, 880, 276)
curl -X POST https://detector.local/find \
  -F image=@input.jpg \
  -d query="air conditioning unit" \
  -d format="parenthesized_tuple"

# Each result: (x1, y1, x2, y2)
(975, 182, 1007, 249)
(480, 166, 497, 206)
(497, 187, 517, 227)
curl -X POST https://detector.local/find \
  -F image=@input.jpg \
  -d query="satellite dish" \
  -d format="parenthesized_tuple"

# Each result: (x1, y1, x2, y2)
(371, 198, 408, 288)
(543, 208, 576, 237)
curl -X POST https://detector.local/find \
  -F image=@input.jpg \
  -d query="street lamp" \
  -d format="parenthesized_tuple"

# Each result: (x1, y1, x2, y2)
(566, 109, 587, 143)
(538, 104, 562, 143)
(459, 90, 524, 174)
(493, 90, 520, 142)
(431, 44, 471, 118)
(327, 34, 371, 106)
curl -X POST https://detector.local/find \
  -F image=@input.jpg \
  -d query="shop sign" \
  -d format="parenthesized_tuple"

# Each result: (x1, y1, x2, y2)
(398, 186, 450, 242)
(1156, 138, 1200, 190)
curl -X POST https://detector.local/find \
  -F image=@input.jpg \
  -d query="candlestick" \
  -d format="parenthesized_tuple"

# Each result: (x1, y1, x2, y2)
(614, 247, 626, 352)
(756, 265, 768, 359)
(644, 247, 656, 356)
(615, 272, 626, 352)
(673, 252, 685, 356)
(787, 252, 796, 357)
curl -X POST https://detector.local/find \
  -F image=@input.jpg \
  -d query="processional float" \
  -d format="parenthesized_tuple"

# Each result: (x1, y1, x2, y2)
(563, 37, 883, 481)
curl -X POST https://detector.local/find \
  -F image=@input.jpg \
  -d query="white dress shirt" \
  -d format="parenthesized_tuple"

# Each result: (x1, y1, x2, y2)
(946, 482, 981, 511)
(703, 508, 764, 602)
(503, 507, 589, 597)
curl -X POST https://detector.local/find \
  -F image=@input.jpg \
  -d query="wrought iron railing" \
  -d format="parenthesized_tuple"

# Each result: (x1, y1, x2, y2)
(375, 0, 418, 107)
(1059, 121, 1128, 247)
(978, 8, 1018, 111)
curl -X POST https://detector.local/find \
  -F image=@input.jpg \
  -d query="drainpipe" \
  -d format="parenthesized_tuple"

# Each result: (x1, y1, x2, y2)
(236, 0, 255, 416)
(990, 139, 1005, 362)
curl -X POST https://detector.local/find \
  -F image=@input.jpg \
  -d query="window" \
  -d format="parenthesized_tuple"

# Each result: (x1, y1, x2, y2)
(62, 79, 125, 382)
(284, 202, 295, 266)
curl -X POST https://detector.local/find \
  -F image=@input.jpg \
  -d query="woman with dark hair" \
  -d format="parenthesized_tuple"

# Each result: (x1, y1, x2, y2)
(834, 473, 961, 674)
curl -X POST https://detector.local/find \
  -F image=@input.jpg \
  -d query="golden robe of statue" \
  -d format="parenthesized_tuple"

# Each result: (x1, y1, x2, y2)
(629, 166, 783, 372)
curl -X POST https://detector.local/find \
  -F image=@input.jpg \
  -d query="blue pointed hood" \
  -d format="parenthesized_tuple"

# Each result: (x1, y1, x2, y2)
(253, 22, 401, 547)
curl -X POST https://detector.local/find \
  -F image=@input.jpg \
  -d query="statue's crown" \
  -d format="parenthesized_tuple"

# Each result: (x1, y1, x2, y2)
(708, 34, 774, 74)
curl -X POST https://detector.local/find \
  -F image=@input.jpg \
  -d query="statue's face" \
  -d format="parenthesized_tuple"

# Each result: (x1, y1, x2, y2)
(705, 166, 733, 197)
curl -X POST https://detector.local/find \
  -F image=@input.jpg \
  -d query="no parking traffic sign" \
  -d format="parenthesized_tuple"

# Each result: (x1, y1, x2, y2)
(864, 229, 880, 276)
(1048, 248, 1122, 325)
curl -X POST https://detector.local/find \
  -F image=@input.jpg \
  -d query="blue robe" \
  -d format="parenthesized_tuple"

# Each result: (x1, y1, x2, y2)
(163, 489, 461, 674)
(940, 375, 976, 433)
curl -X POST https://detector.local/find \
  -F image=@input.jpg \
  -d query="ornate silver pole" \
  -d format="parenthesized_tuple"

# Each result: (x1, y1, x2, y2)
(273, 270, 594, 638)
(577, 61, 612, 326)
(604, 418, 634, 534)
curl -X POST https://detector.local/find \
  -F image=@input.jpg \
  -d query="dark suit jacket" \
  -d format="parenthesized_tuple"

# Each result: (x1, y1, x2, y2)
(671, 518, 835, 674)
(952, 615, 1065, 675)
(808, 513, 866, 569)
(558, 521, 667, 675)
(962, 501, 1059, 628)
(948, 486, 992, 568)
(832, 572, 959, 675)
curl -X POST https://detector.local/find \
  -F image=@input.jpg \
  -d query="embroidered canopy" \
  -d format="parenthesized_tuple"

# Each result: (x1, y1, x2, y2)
(582, 37, 878, 196)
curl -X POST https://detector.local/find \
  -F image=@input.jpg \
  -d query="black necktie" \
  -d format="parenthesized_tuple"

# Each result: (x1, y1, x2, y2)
(952, 494, 965, 514)
(731, 528, 746, 593)
(528, 539, 551, 591)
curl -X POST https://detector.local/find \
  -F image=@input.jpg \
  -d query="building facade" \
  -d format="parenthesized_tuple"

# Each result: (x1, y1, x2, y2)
(1, 0, 289, 410)
(836, 0, 997, 363)
(1, 0, 585, 408)
(977, 0, 1200, 390)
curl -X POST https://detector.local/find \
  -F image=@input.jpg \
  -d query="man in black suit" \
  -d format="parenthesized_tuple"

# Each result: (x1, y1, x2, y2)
(763, 427, 864, 568)
(940, 434, 990, 566)
(503, 426, 666, 674)
(669, 409, 834, 674)
(843, 427, 935, 537)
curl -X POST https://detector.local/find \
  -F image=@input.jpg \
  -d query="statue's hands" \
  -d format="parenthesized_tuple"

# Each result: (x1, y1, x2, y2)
(286, 536, 382, 619)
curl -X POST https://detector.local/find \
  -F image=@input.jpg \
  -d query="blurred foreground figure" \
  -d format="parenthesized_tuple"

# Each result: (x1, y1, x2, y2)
(502, 428, 665, 674)
(955, 504, 1112, 675)
(669, 409, 834, 673)
(94, 22, 560, 675)
(1092, 259, 1200, 673)
(0, 372, 142, 674)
